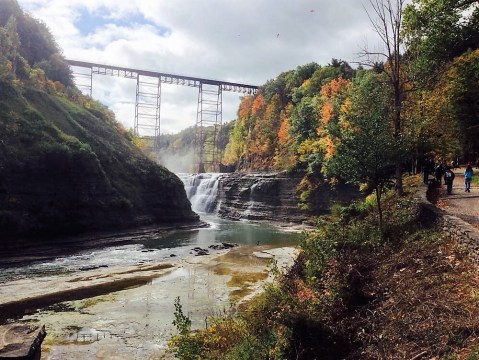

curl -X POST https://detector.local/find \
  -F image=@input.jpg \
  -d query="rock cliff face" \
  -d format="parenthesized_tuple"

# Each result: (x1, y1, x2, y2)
(217, 173, 307, 223)
(215, 172, 359, 223)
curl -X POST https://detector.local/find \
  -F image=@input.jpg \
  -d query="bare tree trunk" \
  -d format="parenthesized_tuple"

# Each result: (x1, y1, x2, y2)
(360, 0, 406, 196)
(375, 186, 384, 236)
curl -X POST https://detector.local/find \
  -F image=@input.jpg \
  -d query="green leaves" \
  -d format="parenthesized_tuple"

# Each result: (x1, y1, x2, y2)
(403, 0, 479, 86)
(172, 296, 192, 335)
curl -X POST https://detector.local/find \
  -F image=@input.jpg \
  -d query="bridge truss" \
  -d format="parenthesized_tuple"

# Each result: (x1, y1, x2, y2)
(67, 60, 258, 172)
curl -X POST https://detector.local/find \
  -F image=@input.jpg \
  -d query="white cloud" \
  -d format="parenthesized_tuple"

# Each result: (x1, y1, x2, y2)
(17, 0, 395, 134)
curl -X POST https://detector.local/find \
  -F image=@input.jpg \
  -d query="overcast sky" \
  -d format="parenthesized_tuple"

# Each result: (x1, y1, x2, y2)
(17, 0, 386, 134)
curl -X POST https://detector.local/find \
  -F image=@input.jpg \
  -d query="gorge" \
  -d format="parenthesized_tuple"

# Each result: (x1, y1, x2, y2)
(180, 172, 359, 225)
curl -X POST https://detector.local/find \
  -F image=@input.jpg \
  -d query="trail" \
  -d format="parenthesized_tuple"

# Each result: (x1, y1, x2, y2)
(429, 167, 479, 229)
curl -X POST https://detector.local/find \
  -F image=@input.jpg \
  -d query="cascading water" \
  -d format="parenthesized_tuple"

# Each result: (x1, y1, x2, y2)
(244, 180, 259, 218)
(179, 173, 221, 213)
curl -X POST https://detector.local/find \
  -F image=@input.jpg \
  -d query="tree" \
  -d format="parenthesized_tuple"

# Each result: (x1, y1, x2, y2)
(289, 97, 318, 143)
(274, 105, 296, 169)
(358, 0, 408, 195)
(0, 0, 22, 26)
(223, 96, 253, 165)
(403, 0, 479, 87)
(5, 16, 20, 76)
(327, 71, 397, 232)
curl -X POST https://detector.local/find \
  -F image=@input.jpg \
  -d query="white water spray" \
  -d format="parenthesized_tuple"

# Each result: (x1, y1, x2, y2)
(179, 173, 221, 213)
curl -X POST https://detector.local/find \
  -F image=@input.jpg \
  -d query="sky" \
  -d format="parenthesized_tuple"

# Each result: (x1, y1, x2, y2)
(17, 0, 386, 135)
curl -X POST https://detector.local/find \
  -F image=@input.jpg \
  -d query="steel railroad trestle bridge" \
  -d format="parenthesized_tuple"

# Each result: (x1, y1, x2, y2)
(66, 59, 258, 172)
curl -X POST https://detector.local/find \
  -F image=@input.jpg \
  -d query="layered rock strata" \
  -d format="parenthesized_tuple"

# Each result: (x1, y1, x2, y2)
(216, 172, 360, 223)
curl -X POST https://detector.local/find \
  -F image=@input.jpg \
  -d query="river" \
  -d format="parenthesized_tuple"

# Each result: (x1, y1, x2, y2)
(0, 174, 300, 359)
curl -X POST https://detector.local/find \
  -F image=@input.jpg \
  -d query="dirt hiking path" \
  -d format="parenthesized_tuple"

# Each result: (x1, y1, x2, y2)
(430, 168, 479, 229)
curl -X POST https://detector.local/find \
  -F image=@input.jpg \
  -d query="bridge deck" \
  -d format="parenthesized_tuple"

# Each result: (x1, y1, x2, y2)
(67, 59, 258, 94)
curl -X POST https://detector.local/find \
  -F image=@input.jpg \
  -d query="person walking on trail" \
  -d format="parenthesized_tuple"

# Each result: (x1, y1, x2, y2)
(435, 162, 444, 184)
(444, 166, 455, 195)
(464, 163, 474, 192)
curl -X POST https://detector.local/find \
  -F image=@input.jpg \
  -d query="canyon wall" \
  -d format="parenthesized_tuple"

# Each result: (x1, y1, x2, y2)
(215, 172, 359, 224)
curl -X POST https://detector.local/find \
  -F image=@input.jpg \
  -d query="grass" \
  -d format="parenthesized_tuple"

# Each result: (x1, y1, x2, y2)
(77, 294, 115, 310)
(227, 271, 269, 302)
(210, 258, 269, 302)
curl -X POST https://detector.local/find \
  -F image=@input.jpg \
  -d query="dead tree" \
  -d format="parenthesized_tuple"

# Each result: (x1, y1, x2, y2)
(358, 0, 408, 196)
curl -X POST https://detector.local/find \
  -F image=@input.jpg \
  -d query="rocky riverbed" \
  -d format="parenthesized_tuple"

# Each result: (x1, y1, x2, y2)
(2, 244, 297, 359)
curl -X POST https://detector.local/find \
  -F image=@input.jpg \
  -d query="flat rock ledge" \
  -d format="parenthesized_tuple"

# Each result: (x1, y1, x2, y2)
(0, 323, 46, 359)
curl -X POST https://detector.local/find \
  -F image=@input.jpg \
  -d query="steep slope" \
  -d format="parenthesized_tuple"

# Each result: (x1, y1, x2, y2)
(0, 80, 198, 243)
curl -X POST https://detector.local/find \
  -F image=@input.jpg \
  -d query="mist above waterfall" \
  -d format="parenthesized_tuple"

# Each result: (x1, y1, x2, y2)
(158, 151, 195, 173)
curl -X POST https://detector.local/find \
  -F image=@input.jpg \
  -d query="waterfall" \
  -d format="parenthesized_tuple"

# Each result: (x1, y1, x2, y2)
(244, 181, 259, 218)
(179, 173, 221, 213)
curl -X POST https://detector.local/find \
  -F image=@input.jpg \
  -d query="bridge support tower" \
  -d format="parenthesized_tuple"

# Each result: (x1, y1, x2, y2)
(135, 75, 161, 152)
(67, 60, 258, 172)
(71, 66, 92, 96)
(195, 84, 222, 173)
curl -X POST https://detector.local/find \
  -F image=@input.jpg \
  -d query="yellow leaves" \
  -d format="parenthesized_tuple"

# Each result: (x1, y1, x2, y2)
(199, 317, 249, 355)
(297, 138, 321, 158)
(297, 135, 336, 162)
(319, 136, 336, 160)
(131, 135, 146, 149)
(339, 97, 351, 123)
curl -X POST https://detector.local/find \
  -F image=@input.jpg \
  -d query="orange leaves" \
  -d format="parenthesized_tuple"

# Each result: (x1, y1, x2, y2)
(314, 77, 351, 161)
(318, 77, 351, 130)
(277, 117, 290, 145)
(274, 110, 297, 170)
(319, 76, 350, 99)
(294, 278, 317, 302)
(238, 95, 253, 120)
(251, 93, 265, 116)
(320, 102, 334, 125)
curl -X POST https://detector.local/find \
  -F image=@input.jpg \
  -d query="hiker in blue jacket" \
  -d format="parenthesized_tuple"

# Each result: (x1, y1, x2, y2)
(464, 163, 474, 192)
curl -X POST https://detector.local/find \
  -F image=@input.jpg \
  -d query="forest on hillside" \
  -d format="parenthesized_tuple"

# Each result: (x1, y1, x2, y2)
(221, 0, 479, 211)
(169, 2, 479, 358)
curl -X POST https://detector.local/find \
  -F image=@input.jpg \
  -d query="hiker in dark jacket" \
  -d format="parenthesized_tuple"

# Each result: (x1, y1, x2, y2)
(444, 166, 455, 195)
(435, 162, 444, 184)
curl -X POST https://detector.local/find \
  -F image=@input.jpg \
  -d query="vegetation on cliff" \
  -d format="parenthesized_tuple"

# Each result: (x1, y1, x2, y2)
(221, 0, 479, 211)
(169, 176, 479, 358)
(0, 0, 197, 242)
(169, 1, 479, 358)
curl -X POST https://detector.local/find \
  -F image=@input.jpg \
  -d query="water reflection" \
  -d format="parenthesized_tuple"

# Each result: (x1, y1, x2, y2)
(0, 215, 298, 283)
(143, 215, 297, 250)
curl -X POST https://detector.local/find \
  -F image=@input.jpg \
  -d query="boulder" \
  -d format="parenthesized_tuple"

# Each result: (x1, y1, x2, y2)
(0, 324, 46, 360)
